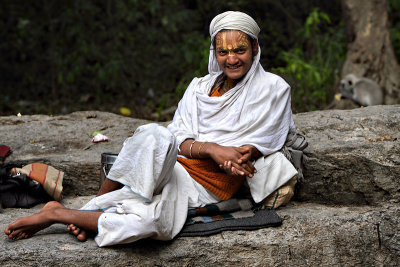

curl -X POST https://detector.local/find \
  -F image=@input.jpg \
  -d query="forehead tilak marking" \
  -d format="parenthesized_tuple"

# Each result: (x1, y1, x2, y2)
(216, 33, 223, 48)
(215, 31, 227, 49)
(230, 31, 236, 50)
(236, 31, 249, 47)
(215, 30, 250, 56)
(222, 31, 227, 50)
(227, 31, 235, 56)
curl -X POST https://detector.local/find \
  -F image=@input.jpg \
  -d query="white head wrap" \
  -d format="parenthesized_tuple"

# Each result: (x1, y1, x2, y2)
(209, 11, 260, 39)
(208, 11, 261, 74)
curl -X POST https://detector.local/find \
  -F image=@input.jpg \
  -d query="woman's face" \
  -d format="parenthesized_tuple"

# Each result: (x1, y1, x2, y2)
(214, 30, 257, 81)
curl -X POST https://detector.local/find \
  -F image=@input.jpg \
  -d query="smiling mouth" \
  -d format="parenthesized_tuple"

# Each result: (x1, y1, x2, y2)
(226, 65, 241, 69)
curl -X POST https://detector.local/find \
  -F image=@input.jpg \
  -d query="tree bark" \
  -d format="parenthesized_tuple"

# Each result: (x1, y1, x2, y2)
(341, 0, 400, 104)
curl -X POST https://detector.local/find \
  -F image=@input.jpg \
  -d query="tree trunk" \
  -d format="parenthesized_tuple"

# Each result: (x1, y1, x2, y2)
(341, 0, 400, 104)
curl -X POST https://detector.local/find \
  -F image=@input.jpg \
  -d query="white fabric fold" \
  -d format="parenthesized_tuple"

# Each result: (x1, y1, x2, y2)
(94, 163, 217, 247)
(80, 124, 220, 246)
(247, 152, 298, 203)
(106, 123, 177, 201)
(167, 68, 295, 156)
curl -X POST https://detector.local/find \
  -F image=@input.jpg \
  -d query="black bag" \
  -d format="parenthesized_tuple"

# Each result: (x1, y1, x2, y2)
(0, 164, 51, 208)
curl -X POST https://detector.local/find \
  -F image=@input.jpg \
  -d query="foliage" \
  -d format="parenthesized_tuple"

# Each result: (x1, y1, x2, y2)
(0, 0, 372, 118)
(388, 0, 400, 61)
(0, 0, 206, 117)
(272, 8, 346, 112)
(175, 37, 210, 99)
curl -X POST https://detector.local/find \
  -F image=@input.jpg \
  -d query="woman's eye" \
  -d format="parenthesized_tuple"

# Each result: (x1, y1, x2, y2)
(218, 51, 227, 56)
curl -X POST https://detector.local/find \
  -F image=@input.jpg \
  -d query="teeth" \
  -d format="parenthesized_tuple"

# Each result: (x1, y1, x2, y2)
(227, 65, 240, 69)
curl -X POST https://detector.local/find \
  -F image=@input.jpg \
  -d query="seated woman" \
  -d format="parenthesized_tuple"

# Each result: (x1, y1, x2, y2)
(4, 11, 297, 247)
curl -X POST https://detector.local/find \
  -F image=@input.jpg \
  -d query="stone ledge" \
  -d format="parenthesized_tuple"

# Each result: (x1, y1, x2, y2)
(295, 105, 400, 205)
(1, 197, 399, 266)
(1, 106, 399, 205)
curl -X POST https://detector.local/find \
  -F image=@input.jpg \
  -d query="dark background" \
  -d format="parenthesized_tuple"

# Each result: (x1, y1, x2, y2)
(1, 0, 399, 120)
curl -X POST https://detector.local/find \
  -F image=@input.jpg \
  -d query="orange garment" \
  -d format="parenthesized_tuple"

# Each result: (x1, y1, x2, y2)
(210, 85, 223, 97)
(177, 158, 245, 200)
(178, 83, 244, 200)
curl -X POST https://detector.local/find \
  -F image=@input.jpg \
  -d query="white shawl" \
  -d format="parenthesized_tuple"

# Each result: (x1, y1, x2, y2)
(167, 11, 295, 156)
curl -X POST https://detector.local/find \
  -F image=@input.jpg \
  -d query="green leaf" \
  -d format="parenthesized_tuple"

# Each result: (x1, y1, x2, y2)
(57, 73, 63, 84)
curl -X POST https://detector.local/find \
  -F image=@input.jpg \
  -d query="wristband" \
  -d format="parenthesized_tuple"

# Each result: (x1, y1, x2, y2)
(189, 140, 196, 158)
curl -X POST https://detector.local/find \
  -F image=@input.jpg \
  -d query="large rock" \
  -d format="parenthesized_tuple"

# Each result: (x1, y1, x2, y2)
(1, 106, 399, 205)
(0, 198, 399, 266)
(1, 107, 400, 266)
(296, 105, 400, 205)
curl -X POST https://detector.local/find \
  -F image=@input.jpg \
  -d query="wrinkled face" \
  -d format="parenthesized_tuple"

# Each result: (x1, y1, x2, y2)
(215, 30, 256, 81)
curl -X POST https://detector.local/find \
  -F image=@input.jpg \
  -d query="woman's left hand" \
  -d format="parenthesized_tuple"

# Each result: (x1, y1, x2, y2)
(220, 145, 260, 178)
(221, 160, 256, 177)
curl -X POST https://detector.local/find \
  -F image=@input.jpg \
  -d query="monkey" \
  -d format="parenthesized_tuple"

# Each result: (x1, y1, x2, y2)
(339, 74, 383, 106)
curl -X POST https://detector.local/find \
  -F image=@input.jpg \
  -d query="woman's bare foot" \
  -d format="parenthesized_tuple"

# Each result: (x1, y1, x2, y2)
(4, 201, 65, 240)
(67, 224, 88, 242)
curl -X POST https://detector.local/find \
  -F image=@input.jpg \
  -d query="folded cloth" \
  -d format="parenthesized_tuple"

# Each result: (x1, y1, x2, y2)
(11, 163, 64, 200)
(179, 208, 282, 237)
(0, 145, 12, 163)
(186, 198, 254, 225)
(282, 131, 308, 182)
(284, 131, 308, 151)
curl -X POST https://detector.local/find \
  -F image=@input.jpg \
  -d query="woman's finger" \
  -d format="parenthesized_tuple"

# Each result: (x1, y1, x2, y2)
(230, 162, 249, 176)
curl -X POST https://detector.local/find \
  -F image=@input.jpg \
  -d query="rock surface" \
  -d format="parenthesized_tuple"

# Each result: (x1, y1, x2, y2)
(296, 105, 400, 205)
(1, 111, 157, 196)
(1, 106, 400, 266)
(1, 106, 399, 204)
(1, 198, 399, 266)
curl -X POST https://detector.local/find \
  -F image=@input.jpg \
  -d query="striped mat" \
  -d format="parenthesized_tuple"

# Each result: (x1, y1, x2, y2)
(180, 198, 282, 237)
